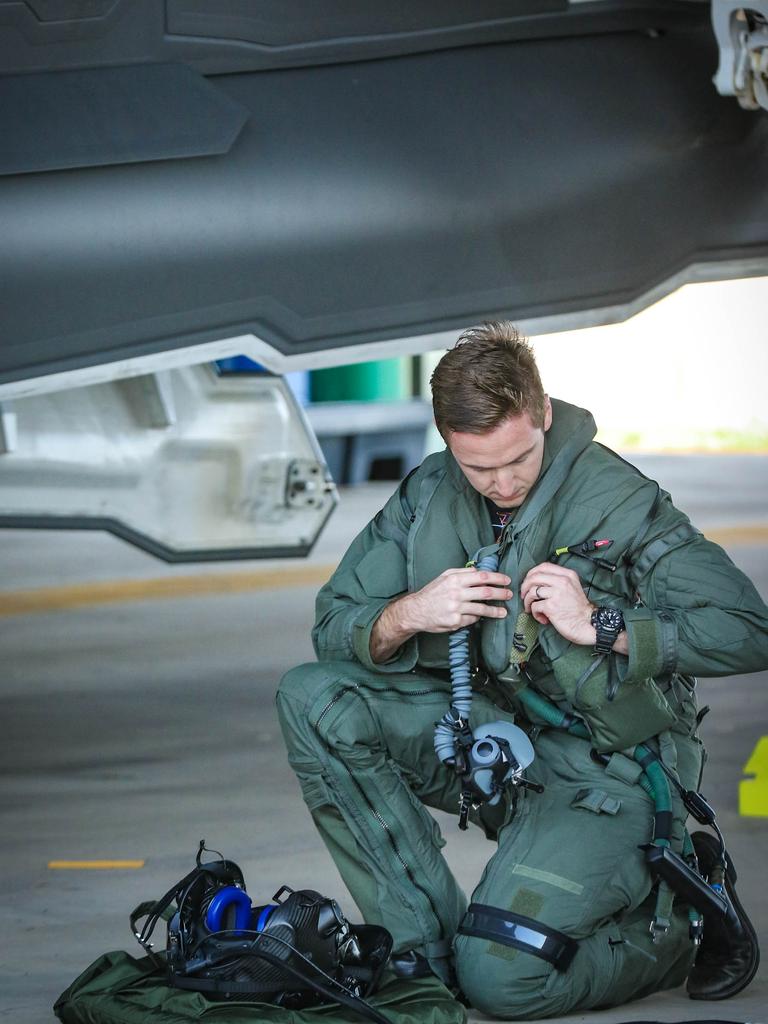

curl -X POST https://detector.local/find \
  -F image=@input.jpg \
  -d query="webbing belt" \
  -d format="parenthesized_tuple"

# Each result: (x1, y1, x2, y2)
(459, 903, 578, 971)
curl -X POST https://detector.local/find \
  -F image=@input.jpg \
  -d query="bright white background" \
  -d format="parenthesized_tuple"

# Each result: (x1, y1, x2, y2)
(423, 276, 768, 454)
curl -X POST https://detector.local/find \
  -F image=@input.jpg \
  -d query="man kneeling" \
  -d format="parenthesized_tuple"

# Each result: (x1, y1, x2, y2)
(278, 322, 765, 1017)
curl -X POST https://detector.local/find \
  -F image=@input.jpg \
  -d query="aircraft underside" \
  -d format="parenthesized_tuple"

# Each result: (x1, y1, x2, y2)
(0, 0, 766, 557)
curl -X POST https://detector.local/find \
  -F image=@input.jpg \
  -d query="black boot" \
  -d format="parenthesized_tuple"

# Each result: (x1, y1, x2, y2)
(687, 830, 760, 1000)
(390, 950, 434, 980)
(390, 948, 457, 988)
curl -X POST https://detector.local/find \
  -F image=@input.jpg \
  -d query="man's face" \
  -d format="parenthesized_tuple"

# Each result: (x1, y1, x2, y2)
(447, 399, 552, 509)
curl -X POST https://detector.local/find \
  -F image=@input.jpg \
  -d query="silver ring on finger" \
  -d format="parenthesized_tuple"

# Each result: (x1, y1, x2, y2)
(535, 585, 545, 600)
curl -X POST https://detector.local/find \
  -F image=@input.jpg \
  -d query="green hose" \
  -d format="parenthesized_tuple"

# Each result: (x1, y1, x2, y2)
(516, 688, 669, 835)
(516, 686, 590, 740)
(633, 742, 673, 847)
(518, 685, 683, 938)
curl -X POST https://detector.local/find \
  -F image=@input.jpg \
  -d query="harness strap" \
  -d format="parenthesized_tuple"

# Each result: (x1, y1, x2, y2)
(459, 903, 578, 971)
(651, 880, 676, 943)
(397, 465, 420, 521)
(573, 652, 606, 701)
(654, 810, 675, 842)
(372, 467, 421, 551)
(406, 466, 446, 592)
(374, 512, 410, 550)
(621, 483, 662, 573)
(630, 522, 702, 584)
(616, 480, 700, 593)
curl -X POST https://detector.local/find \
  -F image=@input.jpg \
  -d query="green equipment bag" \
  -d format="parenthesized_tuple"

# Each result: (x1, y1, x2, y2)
(54, 950, 466, 1024)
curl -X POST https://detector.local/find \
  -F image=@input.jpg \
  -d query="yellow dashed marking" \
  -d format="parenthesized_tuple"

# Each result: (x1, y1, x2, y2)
(48, 860, 145, 870)
(740, 737, 768, 818)
(0, 564, 336, 616)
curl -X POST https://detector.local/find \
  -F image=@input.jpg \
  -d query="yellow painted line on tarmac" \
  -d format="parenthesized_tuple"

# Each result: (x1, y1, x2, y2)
(703, 524, 768, 547)
(1, 523, 766, 617)
(48, 860, 145, 870)
(0, 564, 337, 616)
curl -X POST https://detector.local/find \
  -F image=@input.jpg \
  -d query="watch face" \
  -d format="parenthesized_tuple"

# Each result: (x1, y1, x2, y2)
(599, 608, 624, 631)
(593, 606, 624, 654)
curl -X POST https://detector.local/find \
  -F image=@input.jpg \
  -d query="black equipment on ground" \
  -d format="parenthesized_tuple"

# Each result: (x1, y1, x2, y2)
(132, 842, 393, 1024)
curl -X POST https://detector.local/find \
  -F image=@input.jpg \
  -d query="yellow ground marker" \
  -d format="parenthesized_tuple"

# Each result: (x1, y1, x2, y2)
(48, 860, 145, 870)
(740, 737, 768, 818)
(0, 564, 336, 616)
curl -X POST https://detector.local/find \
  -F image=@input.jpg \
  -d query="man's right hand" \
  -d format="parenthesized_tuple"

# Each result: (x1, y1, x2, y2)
(370, 568, 512, 664)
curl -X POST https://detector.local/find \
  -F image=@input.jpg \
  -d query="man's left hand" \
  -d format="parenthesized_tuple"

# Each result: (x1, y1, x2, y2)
(520, 563, 595, 645)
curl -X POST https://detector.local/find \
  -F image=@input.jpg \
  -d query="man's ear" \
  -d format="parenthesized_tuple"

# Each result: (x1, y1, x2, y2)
(543, 396, 553, 432)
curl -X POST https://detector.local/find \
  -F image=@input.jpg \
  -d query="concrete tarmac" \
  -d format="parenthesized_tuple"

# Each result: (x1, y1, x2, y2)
(1, 454, 767, 1023)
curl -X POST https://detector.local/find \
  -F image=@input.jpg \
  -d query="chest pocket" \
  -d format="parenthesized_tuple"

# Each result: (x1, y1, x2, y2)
(354, 541, 408, 598)
(548, 644, 678, 752)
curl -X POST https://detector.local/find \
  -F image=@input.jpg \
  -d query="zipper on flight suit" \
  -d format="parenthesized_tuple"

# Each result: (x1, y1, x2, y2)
(345, 768, 445, 933)
(316, 684, 446, 728)
(315, 685, 361, 729)
(313, 680, 448, 936)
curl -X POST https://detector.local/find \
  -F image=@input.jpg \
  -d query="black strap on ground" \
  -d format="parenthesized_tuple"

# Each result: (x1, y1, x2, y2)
(459, 903, 578, 971)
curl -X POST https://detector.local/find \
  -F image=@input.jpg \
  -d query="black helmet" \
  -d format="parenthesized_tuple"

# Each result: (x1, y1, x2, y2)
(132, 843, 393, 1022)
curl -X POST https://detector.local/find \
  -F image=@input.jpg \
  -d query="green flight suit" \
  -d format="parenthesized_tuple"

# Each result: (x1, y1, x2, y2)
(277, 399, 768, 1019)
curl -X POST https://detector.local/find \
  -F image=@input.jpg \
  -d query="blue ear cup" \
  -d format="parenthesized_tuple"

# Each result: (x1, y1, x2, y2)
(253, 903, 276, 931)
(206, 886, 252, 932)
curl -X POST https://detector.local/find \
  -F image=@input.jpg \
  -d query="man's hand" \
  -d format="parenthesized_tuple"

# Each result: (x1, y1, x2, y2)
(370, 567, 512, 664)
(521, 563, 593, 640)
(520, 562, 628, 653)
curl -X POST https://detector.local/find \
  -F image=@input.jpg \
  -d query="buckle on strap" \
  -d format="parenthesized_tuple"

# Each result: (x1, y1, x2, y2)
(458, 903, 578, 971)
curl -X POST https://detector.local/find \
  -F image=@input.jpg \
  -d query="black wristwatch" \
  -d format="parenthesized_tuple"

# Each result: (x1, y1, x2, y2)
(590, 606, 625, 655)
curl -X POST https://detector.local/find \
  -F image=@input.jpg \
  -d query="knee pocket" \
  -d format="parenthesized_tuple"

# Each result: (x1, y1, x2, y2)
(278, 664, 383, 758)
(292, 768, 332, 813)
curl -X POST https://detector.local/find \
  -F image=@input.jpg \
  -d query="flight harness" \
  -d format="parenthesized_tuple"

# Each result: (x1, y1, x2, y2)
(435, 539, 733, 969)
(387, 456, 734, 966)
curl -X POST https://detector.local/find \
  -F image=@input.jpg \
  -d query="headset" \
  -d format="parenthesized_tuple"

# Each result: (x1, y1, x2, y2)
(132, 841, 393, 1024)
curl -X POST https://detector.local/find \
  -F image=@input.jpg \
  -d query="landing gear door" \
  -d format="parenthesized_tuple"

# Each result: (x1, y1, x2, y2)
(0, 366, 337, 562)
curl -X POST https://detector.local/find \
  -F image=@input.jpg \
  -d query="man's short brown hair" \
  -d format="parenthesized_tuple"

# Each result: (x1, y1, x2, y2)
(430, 321, 546, 437)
